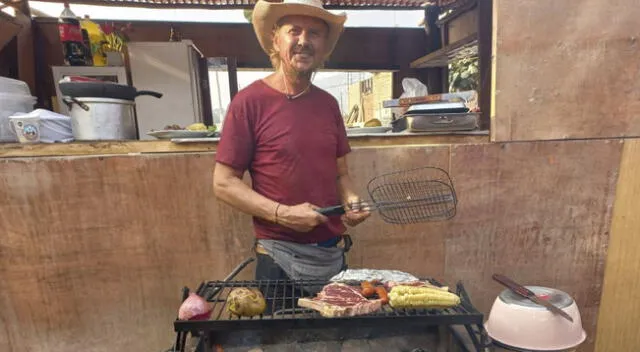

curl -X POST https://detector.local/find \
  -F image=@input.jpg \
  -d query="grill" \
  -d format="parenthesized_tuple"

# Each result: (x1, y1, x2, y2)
(171, 279, 489, 352)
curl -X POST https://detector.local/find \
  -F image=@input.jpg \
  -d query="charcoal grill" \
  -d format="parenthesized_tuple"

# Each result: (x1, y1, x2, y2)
(170, 279, 490, 352)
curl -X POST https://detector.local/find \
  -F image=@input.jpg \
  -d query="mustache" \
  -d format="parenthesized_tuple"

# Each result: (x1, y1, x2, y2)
(292, 44, 314, 56)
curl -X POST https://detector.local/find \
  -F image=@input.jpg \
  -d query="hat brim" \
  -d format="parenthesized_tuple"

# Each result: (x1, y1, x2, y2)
(252, 1, 346, 60)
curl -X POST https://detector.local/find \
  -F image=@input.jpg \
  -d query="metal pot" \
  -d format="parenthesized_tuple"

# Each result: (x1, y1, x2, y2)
(63, 97, 137, 140)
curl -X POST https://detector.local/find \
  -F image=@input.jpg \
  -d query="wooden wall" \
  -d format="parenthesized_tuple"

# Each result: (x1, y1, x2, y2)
(0, 139, 620, 352)
(32, 19, 430, 111)
(595, 139, 640, 351)
(0, 10, 36, 95)
(488, 0, 640, 350)
(490, 0, 640, 142)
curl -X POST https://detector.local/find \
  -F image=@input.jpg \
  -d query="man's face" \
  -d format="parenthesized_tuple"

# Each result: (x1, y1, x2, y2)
(273, 15, 329, 75)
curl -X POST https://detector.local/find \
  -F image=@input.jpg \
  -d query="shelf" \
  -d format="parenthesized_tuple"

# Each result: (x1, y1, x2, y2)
(410, 34, 478, 69)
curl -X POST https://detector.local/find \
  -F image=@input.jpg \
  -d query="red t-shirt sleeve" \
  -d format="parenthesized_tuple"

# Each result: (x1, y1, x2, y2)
(215, 101, 255, 171)
(332, 100, 351, 158)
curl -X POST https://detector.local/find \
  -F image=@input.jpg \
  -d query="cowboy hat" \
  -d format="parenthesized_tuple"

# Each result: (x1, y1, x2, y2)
(251, 0, 347, 59)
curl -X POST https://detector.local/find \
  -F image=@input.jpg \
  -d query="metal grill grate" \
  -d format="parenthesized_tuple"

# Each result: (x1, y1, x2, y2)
(174, 279, 483, 333)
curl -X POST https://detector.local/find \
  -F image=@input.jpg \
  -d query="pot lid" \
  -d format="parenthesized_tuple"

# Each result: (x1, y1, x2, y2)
(498, 286, 574, 309)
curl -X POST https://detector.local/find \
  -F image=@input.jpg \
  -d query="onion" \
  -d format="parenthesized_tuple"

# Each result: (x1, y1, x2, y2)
(178, 293, 212, 321)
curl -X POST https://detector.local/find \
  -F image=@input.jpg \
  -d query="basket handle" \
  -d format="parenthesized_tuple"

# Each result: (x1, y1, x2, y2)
(316, 205, 346, 216)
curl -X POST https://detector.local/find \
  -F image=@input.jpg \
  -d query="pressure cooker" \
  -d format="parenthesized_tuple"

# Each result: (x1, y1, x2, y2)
(61, 81, 162, 141)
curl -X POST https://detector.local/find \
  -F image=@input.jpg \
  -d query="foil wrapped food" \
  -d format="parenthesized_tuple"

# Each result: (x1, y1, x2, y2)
(330, 269, 420, 283)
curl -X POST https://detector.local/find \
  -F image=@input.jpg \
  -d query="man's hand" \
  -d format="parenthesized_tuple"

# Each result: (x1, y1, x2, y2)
(277, 203, 329, 233)
(341, 198, 371, 227)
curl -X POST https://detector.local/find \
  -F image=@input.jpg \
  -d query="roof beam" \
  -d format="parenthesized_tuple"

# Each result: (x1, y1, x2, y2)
(31, 0, 429, 10)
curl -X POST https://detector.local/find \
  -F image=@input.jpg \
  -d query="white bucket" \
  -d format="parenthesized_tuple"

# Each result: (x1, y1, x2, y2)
(0, 93, 37, 142)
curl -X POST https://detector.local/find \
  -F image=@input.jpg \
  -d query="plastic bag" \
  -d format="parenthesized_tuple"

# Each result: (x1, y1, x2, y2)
(392, 78, 429, 117)
(400, 77, 429, 98)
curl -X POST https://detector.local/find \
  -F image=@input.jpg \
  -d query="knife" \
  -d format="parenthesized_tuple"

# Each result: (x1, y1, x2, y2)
(492, 274, 574, 323)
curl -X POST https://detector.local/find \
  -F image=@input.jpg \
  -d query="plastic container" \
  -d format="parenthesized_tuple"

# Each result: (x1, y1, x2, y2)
(10, 114, 41, 143)
(0, 93, 37, 142)
(0, 77, 32, 95)
(485, 286, 586, 351)
(9, 109, 73, 143)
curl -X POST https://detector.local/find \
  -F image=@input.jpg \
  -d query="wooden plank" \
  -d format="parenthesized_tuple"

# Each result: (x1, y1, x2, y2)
(0, 139, 621, 352)
(491, 0, 640, 141)
(477, 0, 492, 131)
(0, 140, 220, 158)
(29, 0, 428, 10)
(446, 6, 478, 44)
(0, 12, 22, 51)
(410, 34, 478, 68)
(0, 36, 18, 78)
(595, 139, 640, 352)
(444, 139, 623, 352)
(14, 6, 35, 96)
(0, 153, 256, 352)
(0, 134, 490, 158)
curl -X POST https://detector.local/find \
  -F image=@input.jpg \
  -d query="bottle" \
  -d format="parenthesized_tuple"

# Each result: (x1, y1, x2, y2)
(81, 28, 94, 66)
(57, 2, 87, 66)
(169, 25, 182, 42)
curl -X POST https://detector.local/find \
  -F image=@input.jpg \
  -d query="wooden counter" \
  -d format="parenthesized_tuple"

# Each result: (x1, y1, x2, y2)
(0, 136, 621, 352)
(0, 131, 490, 158)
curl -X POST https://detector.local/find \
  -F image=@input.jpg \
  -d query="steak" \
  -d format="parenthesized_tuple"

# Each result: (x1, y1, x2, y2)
(297, 283, 382, 318)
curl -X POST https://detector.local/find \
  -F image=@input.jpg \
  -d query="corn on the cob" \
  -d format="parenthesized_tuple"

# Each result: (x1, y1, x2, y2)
(389, 285, 461, 309)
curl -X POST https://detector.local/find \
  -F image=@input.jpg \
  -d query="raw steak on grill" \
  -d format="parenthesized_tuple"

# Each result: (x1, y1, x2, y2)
(297, 283, 382, 318)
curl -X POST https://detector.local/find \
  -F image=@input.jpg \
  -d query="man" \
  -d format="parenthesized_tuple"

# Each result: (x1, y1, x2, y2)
(213, 0, 370, 309)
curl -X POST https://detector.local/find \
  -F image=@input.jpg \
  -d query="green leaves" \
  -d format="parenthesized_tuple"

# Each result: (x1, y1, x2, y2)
(448, 55, 479, 92)
(244, 9, 253, 23)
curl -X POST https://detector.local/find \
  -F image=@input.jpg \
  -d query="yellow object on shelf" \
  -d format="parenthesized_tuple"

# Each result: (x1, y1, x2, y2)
(364, 118, 382, 127)
(81, 16, 106, 67)
(186, 123, 207, 131)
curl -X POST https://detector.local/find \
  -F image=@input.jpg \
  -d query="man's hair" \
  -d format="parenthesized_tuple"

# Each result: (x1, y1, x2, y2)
(269, 24, 283, 70)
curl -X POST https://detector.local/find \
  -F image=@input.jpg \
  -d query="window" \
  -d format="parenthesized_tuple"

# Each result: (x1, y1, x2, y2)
(207, 65, 394, 129)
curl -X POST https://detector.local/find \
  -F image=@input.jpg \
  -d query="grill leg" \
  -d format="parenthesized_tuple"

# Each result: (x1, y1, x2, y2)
(436, 325, 451, 352)
(464, 324, 482, 351)
(198, 332, 212, 352)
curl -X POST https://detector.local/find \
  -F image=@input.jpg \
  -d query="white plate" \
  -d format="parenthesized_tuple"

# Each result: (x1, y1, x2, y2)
(346, 126, 392, 135)
(147, 130, 217, 139)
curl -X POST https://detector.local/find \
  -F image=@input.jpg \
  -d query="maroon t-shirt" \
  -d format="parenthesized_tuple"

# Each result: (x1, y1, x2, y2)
(215, 79, 352, 244)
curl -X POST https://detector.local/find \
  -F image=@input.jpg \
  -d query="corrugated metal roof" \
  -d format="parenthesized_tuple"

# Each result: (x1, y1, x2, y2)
(34, 0, 431, 10)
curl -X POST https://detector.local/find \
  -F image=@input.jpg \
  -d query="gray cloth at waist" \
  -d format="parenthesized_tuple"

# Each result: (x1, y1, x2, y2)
(257, 239, 346, 284)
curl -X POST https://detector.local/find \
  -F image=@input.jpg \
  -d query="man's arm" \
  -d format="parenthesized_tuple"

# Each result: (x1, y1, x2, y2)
(336, 155, 359, 204)
(213, 163, 328, 232)
(336, 155, 371, 226)
(213, 163, 279, 222)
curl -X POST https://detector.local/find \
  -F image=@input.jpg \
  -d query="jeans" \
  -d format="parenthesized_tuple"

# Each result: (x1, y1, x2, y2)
(254, 250, 348, 315)
(254, 252, 302, 315)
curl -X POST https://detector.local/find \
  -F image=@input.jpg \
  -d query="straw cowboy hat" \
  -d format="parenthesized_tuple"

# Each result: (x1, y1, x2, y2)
(251, 0, 347, 59)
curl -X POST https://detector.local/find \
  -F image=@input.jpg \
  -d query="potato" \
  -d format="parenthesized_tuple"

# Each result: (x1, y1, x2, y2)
(226, 287, 266, 317)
